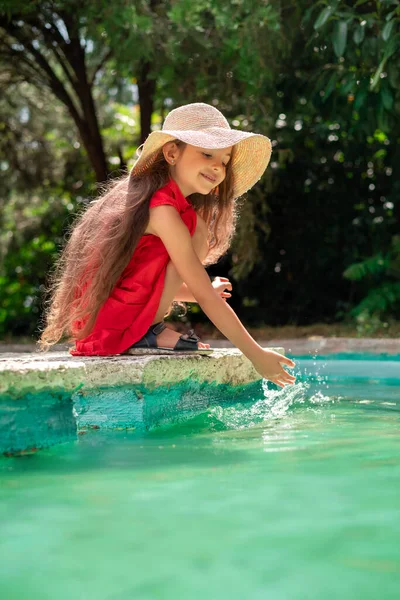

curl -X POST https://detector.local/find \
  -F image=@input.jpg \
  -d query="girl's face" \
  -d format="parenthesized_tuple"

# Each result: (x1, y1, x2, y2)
(163, 142, 233, 197)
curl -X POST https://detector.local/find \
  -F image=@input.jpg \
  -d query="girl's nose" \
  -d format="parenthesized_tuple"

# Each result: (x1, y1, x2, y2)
(212, 160, 224, 170)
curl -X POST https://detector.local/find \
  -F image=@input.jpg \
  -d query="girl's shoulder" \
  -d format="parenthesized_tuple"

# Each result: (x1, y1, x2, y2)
(149, 178, 190, 214)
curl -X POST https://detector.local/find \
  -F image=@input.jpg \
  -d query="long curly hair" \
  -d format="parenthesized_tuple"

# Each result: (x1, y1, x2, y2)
(37, 140, 239, 351)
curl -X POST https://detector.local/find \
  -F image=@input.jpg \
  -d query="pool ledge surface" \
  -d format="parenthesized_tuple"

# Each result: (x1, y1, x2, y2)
(0, 348, 284, 455)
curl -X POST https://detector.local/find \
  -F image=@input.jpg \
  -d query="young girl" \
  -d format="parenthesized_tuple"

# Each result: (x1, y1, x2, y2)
(38, 102, 296, 388)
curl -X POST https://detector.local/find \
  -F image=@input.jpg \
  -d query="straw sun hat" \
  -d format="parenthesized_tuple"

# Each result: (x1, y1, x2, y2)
(131, 102, 272, 198)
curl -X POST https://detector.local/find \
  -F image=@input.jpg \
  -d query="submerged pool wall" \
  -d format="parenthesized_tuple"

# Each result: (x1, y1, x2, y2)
(0, 348, 284, 455)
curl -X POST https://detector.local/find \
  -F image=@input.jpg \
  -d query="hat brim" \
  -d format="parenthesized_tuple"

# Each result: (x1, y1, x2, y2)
(131, 127, 272, 198)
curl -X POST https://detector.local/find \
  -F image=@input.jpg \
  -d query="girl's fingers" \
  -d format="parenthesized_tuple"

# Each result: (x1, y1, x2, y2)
(272, 379, 285, 388)
(276, 378, 294, 387)
(279, 373, 296, 383)
(280, 358, 296, 368)
(271, 373, 296, 387)
(215, 276, 232, 288)
(281, 370, 296, 380)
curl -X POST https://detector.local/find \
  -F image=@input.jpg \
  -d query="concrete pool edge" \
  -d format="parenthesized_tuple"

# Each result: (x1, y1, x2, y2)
(0, 348, 284, 455)
(1, 336, 399, 356)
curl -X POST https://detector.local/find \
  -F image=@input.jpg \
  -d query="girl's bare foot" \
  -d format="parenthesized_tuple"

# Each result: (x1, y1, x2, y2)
(154, 324, 210, 350)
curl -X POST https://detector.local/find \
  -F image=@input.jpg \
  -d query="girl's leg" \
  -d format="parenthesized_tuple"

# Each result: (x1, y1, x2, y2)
(151, 218, 209, 349)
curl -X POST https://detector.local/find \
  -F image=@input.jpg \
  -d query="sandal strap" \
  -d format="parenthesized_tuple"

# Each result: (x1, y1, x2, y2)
(150, 321, 167, 336)
(173, 329, 200, 351)
(130, 321, 166, 349)
(130, 322, 202, 352)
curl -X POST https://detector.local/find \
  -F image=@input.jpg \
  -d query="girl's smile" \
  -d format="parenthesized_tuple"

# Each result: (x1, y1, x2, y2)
(200, 173, 217, 183)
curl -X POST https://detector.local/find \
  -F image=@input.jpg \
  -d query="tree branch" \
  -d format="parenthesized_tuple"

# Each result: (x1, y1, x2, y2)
(89, 48, 113, 87)
(2, 21, 83, 125)
(29, 17, 78, 90)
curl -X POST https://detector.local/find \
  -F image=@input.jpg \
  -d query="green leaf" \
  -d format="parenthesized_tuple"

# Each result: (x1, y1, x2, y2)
(343, 254, 387, 281)
(322, 71, 338, 103)
(314, 6, 333, 30)
(370, 57, 387, 90)
(377, 104, 390, 131)
(332, 20, 348, 57)
(381, 84, 394, 111)
(383, 32, 400, 60)
(302, 2, 325, 25)
(353, 23, 365, 45)
(388, 61, 400, 88)
(386, 10, 397, 22)
(341, 74, 356, 95)
(371, 31, 400, 92)
(354, 79, 369, 111)
(373, 149, 387, 160)
(382, 20, 395, 42)
(311, 68, 332, 98)
(350, 283, 400, 317)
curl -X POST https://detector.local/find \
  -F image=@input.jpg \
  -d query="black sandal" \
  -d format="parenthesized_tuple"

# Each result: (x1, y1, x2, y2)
(125, 321, 213, 355)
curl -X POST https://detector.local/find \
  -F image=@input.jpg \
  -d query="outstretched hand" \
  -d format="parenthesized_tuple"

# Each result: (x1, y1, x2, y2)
(212, 276, 232, 300)
(251, 348, 296, 388)
(211, 277, 296, 388)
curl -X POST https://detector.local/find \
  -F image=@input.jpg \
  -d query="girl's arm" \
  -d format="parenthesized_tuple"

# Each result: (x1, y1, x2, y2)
(151, 206, 296, 387)
(174, 282, 197, 302)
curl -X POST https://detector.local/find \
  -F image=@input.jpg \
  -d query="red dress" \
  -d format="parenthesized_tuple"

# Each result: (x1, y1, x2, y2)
(69, 178, 197, 356)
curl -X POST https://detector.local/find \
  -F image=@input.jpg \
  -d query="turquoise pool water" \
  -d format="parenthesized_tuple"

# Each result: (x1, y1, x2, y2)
(1, 355, 399, 599)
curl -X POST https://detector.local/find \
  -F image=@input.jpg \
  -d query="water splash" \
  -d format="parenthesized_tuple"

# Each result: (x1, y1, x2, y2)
(208, 380, 336, 430)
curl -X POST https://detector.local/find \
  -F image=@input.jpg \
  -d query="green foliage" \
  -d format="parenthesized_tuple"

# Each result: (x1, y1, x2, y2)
(343, 235, 400, 329)
(353, 309, 390, 336)
(305, 0, 400, 133)
(351, 282, 400, 317)
(343, 254, 388, 280)
(1, 0, 400, 337)
(0, 190, 76, 337)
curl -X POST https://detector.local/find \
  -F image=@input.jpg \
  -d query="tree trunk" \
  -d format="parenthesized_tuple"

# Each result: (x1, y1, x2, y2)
(137, 58, 156, 145)
(73, 60, 108, 181)
(61, 13, 109, 182)
(0, 13, 109, 183)
(77, 118, 108, 182)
